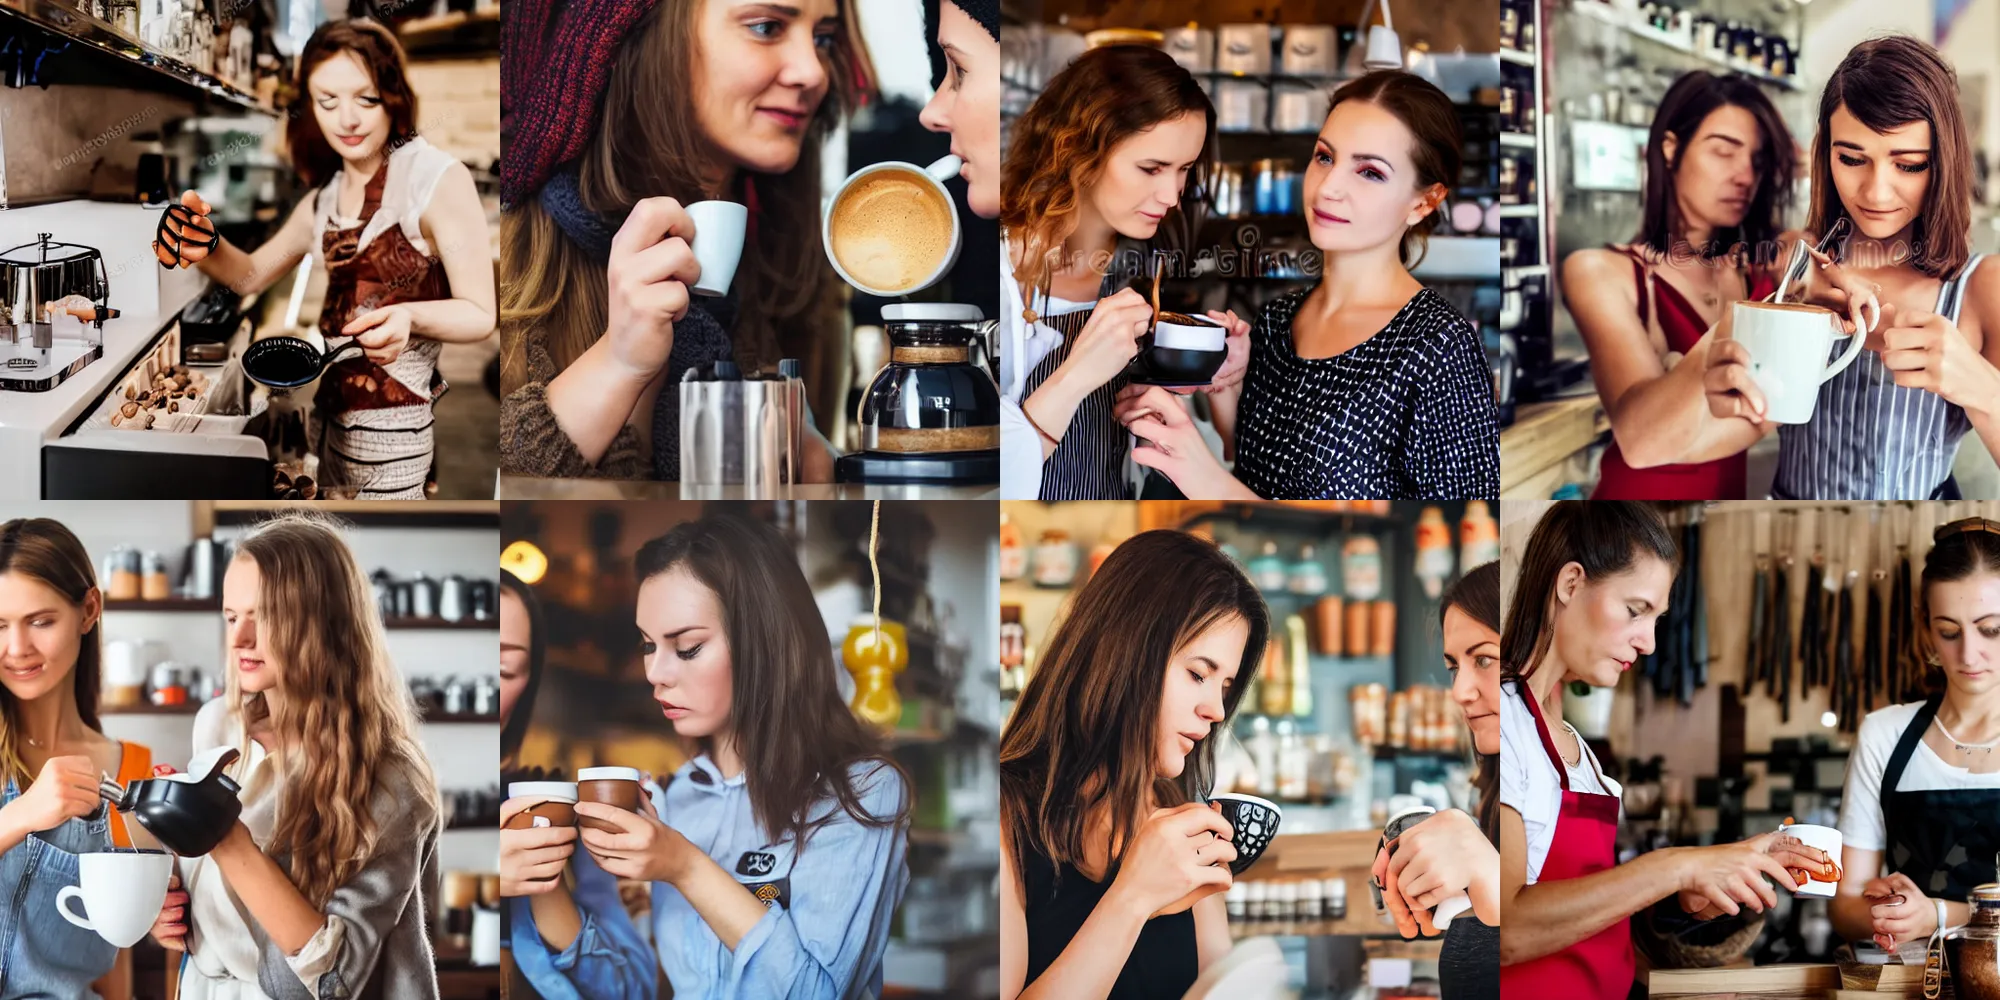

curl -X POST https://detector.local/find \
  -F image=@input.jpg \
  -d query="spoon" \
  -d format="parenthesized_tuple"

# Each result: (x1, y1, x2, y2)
(1773, 217, 1849, 305)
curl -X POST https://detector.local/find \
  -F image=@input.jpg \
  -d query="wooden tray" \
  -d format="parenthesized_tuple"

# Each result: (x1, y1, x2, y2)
(1646, 963, 1842, 997)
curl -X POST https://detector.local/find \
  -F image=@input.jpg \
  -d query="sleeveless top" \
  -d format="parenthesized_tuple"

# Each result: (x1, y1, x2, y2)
(1020, 840, 1197, 999)
(1772, 253, 1988, 499)
(1592, 249, 1773, 500)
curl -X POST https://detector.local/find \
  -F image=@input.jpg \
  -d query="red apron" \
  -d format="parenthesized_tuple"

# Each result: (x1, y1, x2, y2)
(1501, 692, 1634, 1000)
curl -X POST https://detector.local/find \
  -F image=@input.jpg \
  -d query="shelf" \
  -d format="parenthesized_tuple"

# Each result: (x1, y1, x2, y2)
(1503, 264, 1550, 284)
(1500, 205, 1540, 219)
(1500, 47, 1535, 67)
(421, 710, 499, 724)
(101, 702, 203, 715)
(396, 9, 499, 58)
(1499, 131, 1538, 150)
(1178, 503, 1400, 535)
(104, 597, 219, 612)
(384, 617, 497, 631)
(0, 0, 272, 114)
(1567, 2, 1803, 92)
(1370, 745, 1467, 761)
(210, 502, 499, 528)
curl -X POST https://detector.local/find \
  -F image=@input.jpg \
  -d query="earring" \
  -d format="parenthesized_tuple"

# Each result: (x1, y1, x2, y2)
(1927, 653, 1943, 667)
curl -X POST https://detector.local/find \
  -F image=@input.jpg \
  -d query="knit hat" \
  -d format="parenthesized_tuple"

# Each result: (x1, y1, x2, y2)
(943, 0, 999, 40)
(501, 0, 662, 208)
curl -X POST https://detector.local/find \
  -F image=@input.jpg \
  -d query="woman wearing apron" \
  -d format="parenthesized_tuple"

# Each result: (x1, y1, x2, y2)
(1499, 503, 1828, 999)
(158, 20, 495, 498)
(1372, 562, 1501, 1000)
(1831, 517, 2000, 952)
(998, 44, 1247, 500)
(0, 519, 155, 1000)
(1696, 37, 2000, 499)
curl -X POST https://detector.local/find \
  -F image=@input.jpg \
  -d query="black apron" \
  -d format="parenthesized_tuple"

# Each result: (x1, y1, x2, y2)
(1881, 694, 2000, 900)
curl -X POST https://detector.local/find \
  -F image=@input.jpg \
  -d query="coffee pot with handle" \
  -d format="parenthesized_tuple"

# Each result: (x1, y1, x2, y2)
(97, 745, 244, 856)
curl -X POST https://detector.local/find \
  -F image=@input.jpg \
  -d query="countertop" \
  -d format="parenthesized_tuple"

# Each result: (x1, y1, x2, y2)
(500, 476, 998, 500)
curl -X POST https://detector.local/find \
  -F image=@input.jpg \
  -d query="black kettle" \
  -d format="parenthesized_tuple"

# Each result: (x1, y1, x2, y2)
(98, 746, 244, 856)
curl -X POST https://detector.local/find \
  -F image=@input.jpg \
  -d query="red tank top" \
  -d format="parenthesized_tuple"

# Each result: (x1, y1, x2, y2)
(1592, 250, 1772, 500)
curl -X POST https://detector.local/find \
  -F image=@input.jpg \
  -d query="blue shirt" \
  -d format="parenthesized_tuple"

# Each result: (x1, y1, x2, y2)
(0, 778, 117, 999)
(653, 755, 909, 1000)
(508, 827, 657, 1000)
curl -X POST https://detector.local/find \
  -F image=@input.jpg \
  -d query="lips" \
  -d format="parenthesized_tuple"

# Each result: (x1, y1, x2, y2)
(759, 107, 807, 128)
(1137, 210, 1165, 222)
(1856, 206, 1900, 218)
(1313, 208, 1351, 225)
(1615, 659, 1634, 671)
(335, 134, 366, 147)
(657, 699, 689, 720)
(237, 656, 264, 673)
(2, 663, 43, 680)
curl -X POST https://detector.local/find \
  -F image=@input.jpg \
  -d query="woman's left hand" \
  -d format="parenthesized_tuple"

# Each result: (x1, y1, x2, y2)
(1114, 385, 1247, 498)
(343, 305, 414, 366)
(1878, 305, 2000, 412)
(575, 801, 697, 884)
(1371, 809, 1492, 938)
(1181, 309, 1250, 396)
(1863, 872, 1938, 952)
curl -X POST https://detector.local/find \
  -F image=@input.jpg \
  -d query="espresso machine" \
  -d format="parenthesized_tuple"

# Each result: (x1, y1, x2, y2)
(835, 303, 1000, 485)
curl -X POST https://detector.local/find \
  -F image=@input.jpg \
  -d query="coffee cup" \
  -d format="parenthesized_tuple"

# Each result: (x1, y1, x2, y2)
(56, 847, 173, 948)
(1132, 313, 1229, 385)
(1778, 822, 1842, 897)
(576, 767, 643, 832)
(685, 201, 748, 298)
(1728, 300, 1870, 424)
(504, 781, 578, 830)
(1209, 792, 1282, 875)
(821, 155, 963, 297)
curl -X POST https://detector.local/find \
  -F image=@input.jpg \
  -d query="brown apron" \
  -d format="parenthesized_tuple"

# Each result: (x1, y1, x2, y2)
(314, 161, 451, 498)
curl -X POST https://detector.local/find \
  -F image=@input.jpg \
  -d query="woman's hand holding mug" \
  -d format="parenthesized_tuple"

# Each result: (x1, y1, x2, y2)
(0, 755, 101, 838)
(1107, 802, 1236, 919)
(1057, 288, 1153, 392)
(148, 874, 188, 951)
(1188, 309, 1251, 395)
(574, 800, 700, 885)
(1371, 807, 1492, 938)
(605, 197, 703, 383)
(1673, 832, 1823, 918)
(500, 796, 578, 897)
(1863, 872, 1937, 952)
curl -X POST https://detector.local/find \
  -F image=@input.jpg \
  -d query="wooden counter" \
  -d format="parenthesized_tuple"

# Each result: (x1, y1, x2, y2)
(1644, 963, 1841, 997)
(1500, 395, 1606, 498)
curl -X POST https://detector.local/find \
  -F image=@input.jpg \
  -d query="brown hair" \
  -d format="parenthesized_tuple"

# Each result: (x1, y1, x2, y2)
(0, 519, 102, 790)
(1442, 561, 1500, 843)
(1916, 519, 2000, 684)
(232, 513, 438, 908)
(634, 514, 908, 846)
(1001, 530, 1267, 892)
(1000, 45, 1215, 296)
(500, 0, 876, 419)
(287, 20, 419, 190)
(1501, 503, 1678, 689)
(1806, 36, 1970, 278)
(1324, 70, 1461, 268)
(1637, 71, 1795, 261)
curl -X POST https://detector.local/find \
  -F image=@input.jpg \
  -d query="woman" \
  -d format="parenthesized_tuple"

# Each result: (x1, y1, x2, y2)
(1371, 562, 1500, 1000)
(159, 20, 494, 498)
(1499, 502, 1828, 999)
(1561, 71, 1792, 499)
(998, 44, 1250, 500)
(1000, 529, 1267, 999)
(1830, 517, 2000, 952)
(500, 570, 656, 1000)
(148, 514, 442, 999)
(0, 519, 159, 1000)
(1688, 36, 2000, 499)
(499, 0, 870, 482)
(1114, 70, 1500, 500)
(560, 514, 909, 997)
(919, 0, 1000, 220)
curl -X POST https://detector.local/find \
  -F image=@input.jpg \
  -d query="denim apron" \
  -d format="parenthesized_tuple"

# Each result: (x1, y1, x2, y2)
(0, 777, 118, 999)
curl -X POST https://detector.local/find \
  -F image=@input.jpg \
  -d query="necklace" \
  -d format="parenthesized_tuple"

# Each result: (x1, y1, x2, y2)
(1934, 716, 1999, 756)
(1557, 721, 1584, 768)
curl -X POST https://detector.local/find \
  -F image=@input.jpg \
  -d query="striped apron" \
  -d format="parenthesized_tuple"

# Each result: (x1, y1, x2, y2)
(1772, 253, 1986, 500)
(1021, 302, 1132, 500)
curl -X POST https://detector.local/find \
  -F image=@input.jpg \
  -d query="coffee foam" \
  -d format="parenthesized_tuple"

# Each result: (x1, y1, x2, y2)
(831, 169, 953, 292)
(1739, 300, 1834, 315)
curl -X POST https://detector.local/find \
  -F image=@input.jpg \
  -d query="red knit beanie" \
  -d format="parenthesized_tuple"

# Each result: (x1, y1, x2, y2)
(500, 0, 661, 209)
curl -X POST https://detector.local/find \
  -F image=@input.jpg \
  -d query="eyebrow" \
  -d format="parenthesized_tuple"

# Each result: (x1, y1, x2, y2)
(1317, 139, 1393, 170)
(1704, 134, 1745, 148)
(1933, 613, 2000, 624)
(941, 42, 965, 59)
(1193, 654, 1236, 683)
(641, 625, 708, 640)
(1832, 140, 1930, 155)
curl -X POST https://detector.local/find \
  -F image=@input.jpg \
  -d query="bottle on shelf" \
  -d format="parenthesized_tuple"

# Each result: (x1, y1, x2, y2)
(1370, 600, 1396, 657)
(1312, 594, 1343, 656)
(1258, 634, 1290, 717)
(1286, 614, 1312, 717)
(1461, 500, 1500, 571)
(999, 512, 1025, 581)
(1415, 506, 1453, 598)
(1248, 541, 1288, 592)
(1286, 544, 1328, 595)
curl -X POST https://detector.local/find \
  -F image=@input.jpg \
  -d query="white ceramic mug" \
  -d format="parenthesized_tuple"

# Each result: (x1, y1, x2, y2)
(1151, 316, 1226, 351)
(57, 848, 174, 947)
(684, 201, 748, 298)
(1728, 300, 1870, 424)
(821, 155, 963, 297)
(1778, 822, 1842, 898)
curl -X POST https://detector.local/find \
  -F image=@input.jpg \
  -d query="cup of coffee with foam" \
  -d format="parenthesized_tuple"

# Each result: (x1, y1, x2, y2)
(1727, 300, 1870, 424)
(504, 781, 578, 830)
(576, 767, 644, 832)
(1130, 312, 1229, 386)
(822, 155, 963, 297)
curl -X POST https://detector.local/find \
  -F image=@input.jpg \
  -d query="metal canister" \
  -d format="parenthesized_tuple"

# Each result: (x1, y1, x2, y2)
(679, 361, 801, 489)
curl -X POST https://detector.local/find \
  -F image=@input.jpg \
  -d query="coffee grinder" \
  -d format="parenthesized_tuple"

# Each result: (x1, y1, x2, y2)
(835, 303, 1000, 485)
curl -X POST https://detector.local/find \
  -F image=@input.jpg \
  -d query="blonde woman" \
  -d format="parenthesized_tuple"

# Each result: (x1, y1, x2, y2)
(147, 514, 442, 1000)
(0, 519, 160, 1000)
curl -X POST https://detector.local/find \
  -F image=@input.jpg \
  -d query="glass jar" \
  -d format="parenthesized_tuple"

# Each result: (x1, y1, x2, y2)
(1960, 884, 2000, 1000)
(1031, 530, 1077, 588)
(998, 512, 1025, 581)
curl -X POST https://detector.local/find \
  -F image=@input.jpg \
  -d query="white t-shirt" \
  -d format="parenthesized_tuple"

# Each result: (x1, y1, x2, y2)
(1838, 700, 2000, 853)
(1499, 680, 1623, 884)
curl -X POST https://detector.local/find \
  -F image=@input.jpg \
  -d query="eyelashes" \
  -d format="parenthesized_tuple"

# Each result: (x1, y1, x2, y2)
(1836, 153, 1931, 174)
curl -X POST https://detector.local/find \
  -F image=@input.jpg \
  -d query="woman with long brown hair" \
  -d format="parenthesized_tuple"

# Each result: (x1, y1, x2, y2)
(1371, 561, 1500, 1000)
(498, 0, 873, 482)
(158, 19, 494, 498)
(1499, 502, 1826, 999)
(534, 514, 908, 998)
(146, 514, 442, 999)
(998, 44, 1249, 500)
(999, 529, 1267, 999)
(1114, 70, 1499, 500)
(0, 519, 160, 1000)
(1681, 35, 2000, 500)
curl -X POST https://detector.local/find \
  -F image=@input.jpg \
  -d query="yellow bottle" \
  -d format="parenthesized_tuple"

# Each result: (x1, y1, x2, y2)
(842, 616, 908, 728)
